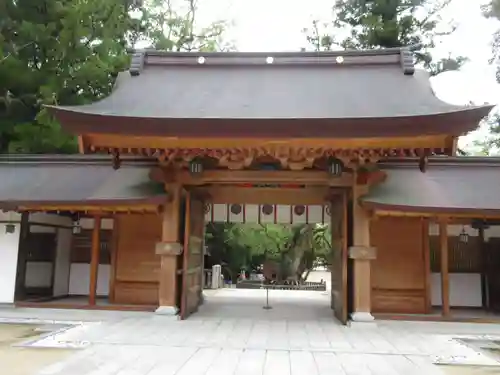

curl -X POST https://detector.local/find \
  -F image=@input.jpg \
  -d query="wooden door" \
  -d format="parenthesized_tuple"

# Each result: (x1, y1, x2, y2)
(24, 232, 57, 298)
(486, 238, 500, 311)
(330, 191, 349, 324)
(180, 191, 206, 319)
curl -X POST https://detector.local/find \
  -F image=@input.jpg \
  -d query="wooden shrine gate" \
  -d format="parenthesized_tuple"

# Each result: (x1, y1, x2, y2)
(179, 191, 206, 320)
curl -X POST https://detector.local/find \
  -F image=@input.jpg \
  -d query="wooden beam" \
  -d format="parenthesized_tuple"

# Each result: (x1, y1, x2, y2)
(18, 204, 161, 214)
(151, 168, 353, 186)
(206, 186, 337, 205)
(89, 215, 101, 306)
(439, 219, 450, 317)
(86, 133, 450, 150)
(374, 210, 500, 220)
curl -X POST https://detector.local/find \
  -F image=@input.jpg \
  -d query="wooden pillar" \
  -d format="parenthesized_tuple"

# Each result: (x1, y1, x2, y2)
(439, 219, 450, 317)
(89, 215, 101, 306)
(422, 218, 432, 313)
(349, 182, 376, 322)
(155, 184, 182, 315)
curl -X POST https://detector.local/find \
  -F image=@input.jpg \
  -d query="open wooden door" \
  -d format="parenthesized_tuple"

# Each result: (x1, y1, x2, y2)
(330, 191, 349, 324)
(179, 191, 206, 320)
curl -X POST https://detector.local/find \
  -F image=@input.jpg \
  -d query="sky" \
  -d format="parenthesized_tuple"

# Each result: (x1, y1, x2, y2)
(191, 0, 500, 151)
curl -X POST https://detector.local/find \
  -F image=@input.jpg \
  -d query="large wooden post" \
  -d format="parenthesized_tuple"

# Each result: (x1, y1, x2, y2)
(89, 215, 101, 306)
(349, 182, 376, 323)
(155, 185, 182, 315)
(439, 219, 450, 317)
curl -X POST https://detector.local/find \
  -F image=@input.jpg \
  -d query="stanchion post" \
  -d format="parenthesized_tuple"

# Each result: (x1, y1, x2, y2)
(263, 284, 272, 310)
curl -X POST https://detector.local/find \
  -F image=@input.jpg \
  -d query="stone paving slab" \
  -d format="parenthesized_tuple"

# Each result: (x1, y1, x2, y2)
(1, 290, 499, 374)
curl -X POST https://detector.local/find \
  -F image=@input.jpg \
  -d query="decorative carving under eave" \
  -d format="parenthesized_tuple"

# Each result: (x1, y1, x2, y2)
(99, 146, 449, 171)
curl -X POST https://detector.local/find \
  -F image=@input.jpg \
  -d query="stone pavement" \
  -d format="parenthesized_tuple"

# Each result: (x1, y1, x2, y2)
(2, 289, 500, 374)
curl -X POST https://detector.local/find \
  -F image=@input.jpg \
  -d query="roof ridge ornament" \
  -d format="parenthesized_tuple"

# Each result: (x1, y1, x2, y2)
(130, 51, 145, 76)
(400, 48, 415, 75)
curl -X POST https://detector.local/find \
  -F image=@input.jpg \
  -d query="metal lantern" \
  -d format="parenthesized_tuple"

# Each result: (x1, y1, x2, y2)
(73, 213, 81, 234)
(5, 211, 16, 234)
(189, 158, 204, 174)
(72, 220, 81, 234)
(459, 227, 469, 244)
(5, 223, 15, 234)
(327, 157, 344, 177)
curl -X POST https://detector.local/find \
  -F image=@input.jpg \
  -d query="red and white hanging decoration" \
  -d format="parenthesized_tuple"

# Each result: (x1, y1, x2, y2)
(204, 204, 331, 224)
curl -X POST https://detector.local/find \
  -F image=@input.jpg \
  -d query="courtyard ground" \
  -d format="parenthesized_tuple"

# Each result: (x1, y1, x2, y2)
(0, 324, 73, 375)
(0, 289, 499, 374)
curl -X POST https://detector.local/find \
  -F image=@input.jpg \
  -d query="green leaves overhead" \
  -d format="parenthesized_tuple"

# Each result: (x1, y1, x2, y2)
(304, 0, 466, 73)
(0, 0, 231, 154)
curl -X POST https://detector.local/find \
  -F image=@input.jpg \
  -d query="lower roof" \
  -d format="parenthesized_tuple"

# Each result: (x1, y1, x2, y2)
(0, 155, 165, 210)
(363, 157, 500, 215)
(2, 154, 500, 217)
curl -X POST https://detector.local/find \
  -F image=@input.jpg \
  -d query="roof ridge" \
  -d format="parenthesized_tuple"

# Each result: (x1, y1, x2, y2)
(128, 45, 420, 76)
(0, 154, 156, 165)
(380, 156, 500, 167)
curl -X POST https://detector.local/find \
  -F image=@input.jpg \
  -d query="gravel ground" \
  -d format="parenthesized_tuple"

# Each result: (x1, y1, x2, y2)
(0, 324, 74, 375)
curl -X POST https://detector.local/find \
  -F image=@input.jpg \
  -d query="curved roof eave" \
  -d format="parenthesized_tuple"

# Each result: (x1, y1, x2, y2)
(47, 104, 494, 139)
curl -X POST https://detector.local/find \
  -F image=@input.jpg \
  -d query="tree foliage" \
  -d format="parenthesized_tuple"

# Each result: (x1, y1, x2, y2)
(0, 0, 230, 154)
(304, 0, 466, 74)
(0, 0, 134, 153)
(130, 0, 232, 51)
(483, 0, 500, 84)
(205, 223, 332, 283)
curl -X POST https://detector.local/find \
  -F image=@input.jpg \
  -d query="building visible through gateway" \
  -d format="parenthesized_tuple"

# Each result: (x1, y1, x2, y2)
(0, 47, 497, 324)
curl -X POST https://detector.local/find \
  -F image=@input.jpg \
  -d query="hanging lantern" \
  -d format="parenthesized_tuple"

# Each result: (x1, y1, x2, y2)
(327, 157, 344, 177)
(459, 227, 469, 244)
(189, 158, 204, 174)
(5, 211, 16, 234)
(73, 213, 81, 234)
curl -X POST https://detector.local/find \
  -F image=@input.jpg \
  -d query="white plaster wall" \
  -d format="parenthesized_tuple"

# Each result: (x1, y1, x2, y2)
(0, 211, 21, 303)
(53, 228, 72, 296)
(68, 264, 110, 296)
(431, 273, 482, 307)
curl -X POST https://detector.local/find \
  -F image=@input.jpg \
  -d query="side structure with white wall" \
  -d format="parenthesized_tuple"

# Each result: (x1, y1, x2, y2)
(429, 223, 500, 308)
(0, 211, 114, 304)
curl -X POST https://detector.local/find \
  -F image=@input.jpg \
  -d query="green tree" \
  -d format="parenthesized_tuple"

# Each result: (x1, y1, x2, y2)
(130, 0, 233, 51)
(0, 0, 232, 154)
(304, 0, 466, 74)
(483, 0, 500, 83)
(205, 223, 332, 283)
(0, 0, 133, 153)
